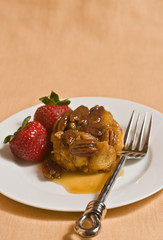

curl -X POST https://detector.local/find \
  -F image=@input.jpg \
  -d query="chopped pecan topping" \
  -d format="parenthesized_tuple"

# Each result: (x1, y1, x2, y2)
(53, 109, 72, 132)
(101, 128, 118, 145)
(69, 105, 89, 124)
(81, 123, 105, 137)
(63, 129, 76, 145)
(112, 130, 118, 145)
(52, 118, 59, 132)
(69, 139, 98, 157)
(87, 105, 105, 124)
(100, 129, 108, 142)
(42, 157, 62, 179)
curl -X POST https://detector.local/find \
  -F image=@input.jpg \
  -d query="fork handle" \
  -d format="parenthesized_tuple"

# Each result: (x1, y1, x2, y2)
(74, 155, 126, 238)
(97, 155, 126, 202)
(74, 200, 106, 238)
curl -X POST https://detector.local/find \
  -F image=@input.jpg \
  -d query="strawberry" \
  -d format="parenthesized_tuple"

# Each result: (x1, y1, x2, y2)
(34, 91, 71, 134)
(3, 116, 49, 162)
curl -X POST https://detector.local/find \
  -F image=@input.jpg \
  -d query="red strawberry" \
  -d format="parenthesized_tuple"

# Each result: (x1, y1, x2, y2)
(3, 116, 49, 162)
(34, 91, 71, 134)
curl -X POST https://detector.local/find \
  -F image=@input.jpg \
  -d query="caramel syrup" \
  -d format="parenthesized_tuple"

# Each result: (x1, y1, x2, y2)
(53, 169, 124, 194)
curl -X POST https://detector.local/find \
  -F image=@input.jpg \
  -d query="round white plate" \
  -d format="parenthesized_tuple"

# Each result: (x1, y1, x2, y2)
(0, 97, 163, 212)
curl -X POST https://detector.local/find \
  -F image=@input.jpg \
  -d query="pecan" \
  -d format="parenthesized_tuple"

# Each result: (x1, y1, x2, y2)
(63, 129, 76, 145)
(42, 157, 62, 179)
(81, 123, 105, 137)
(100, 129, 109, 142)
(110, 129, 118, 145)
(69, 139, 98, 157)
(101, 128, 118, 145)
(109, 129, 114, 145)
(69, 105, 89, 124)
(113, 130, 118, 145)
(87, 105, 105, 124)
(52, 117, 60, 133)
(53, 109, 72, 132)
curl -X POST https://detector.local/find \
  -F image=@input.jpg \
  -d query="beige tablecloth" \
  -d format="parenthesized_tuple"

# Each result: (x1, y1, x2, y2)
(0, 1, 163, 239)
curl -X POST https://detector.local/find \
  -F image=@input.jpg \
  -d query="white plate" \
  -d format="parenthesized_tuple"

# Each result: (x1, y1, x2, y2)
(0, 97, 163, 212)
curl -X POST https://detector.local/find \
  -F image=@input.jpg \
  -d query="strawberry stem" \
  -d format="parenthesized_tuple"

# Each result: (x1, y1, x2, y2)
(39, 91, 71, 106)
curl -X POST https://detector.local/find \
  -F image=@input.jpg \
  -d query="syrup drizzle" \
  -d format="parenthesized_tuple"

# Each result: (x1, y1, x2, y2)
(53, 169, 124, 194)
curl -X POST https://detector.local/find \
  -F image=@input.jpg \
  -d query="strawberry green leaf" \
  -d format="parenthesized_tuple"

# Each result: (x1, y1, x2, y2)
(39, 91, 71, 106)
(22, 116, 31, 128)
(3, 116, 31, 144)
(50, 91, 59, 103)
(39, 96, 52, 105)
(3, 135, 13, 144)
(56, 99, 71, 105)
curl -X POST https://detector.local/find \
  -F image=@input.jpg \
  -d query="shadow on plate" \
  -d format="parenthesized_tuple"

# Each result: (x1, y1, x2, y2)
(0, 145, 38, 167)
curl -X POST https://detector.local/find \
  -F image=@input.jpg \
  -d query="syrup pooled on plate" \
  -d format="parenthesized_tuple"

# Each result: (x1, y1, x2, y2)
(53, 169, 124, 194)
(42, 156, 124, 194)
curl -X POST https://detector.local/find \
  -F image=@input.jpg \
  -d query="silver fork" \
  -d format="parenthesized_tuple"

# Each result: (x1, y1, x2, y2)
(119, 111, 152, 159)
(74, 110, 152, 238)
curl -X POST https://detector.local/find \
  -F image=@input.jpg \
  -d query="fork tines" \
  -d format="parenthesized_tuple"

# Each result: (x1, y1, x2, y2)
(124, 110, 152, 155)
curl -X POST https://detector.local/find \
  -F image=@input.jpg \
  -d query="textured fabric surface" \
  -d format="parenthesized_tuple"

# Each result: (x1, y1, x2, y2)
(0, 1, 162, 239)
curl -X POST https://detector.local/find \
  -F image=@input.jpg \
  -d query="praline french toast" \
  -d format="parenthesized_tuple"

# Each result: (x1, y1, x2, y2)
(50, 105, 123, 174)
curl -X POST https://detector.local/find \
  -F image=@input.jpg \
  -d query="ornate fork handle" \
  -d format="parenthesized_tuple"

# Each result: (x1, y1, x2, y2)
(74, 155, 126, 238)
